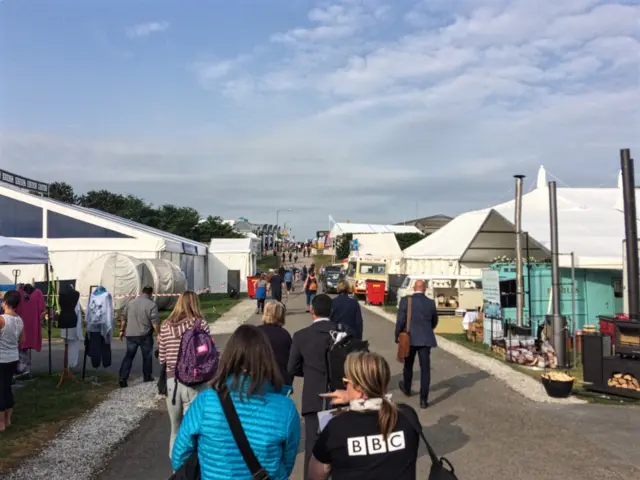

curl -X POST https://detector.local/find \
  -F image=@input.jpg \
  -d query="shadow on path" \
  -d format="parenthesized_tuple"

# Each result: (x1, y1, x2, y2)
(420, 414, 470, 459)
(429, 371, 490, 408)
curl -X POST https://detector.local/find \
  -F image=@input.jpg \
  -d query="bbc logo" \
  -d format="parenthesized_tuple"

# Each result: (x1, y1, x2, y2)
(347, 431, 406, 456)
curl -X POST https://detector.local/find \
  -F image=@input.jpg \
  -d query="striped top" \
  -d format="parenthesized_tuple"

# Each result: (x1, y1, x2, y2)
(158, 318, 211, 378)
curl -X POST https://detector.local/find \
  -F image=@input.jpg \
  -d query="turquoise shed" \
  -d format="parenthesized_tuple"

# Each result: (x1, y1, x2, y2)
(493, 262, 623, 333)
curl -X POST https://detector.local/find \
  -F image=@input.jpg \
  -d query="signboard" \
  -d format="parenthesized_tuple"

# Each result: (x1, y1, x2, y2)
(482, 269, 502, 320)
(0, 169, 49, 195)
(316, 230, 329, 239)
(350, 239, 359, 251)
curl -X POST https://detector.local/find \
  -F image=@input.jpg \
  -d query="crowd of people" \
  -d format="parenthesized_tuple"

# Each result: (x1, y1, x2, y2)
(0, 268, 442, 479)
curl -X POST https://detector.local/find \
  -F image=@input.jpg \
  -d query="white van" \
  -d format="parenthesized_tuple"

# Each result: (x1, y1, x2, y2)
(397, 274, 483, 313)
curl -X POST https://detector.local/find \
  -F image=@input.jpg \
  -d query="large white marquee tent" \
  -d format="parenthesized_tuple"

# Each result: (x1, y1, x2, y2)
(404, 166, 636, 276)
(0, 184, 208, 290)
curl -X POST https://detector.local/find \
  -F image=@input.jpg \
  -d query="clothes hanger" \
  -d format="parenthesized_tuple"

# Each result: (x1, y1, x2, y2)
(93, 285, 106, 295)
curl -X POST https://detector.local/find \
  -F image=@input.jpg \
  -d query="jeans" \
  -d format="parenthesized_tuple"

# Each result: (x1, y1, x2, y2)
(167, 379, 207, 459)
(305, 290, 316, 306)
(0, 361, 17, 412)
(403, 346, 432, 401)
(119, 333, 154, 381)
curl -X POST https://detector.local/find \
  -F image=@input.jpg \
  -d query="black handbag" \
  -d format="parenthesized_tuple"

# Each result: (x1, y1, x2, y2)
(158, 363, 168, 396)
(217, 388, 270, 480)
(168, 449, 200, 480)
(402, 409, 458, 480)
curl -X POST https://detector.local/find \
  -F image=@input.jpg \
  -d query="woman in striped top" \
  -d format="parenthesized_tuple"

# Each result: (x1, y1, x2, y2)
(158, 291, 213, 458)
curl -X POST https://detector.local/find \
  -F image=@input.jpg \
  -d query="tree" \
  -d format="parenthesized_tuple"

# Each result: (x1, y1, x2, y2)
(193, 216, 244, 242)
(49, 182, 76, 204)
(395, 232, 426, 250)
(335, 233, 353, 260)
(52, 180, 245, 241)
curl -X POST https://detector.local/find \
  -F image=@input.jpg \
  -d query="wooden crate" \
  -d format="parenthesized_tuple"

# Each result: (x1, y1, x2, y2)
(466, 322, 484, 343)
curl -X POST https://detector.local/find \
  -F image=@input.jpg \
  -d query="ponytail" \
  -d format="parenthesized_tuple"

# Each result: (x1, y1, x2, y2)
(378, 398, 398, 439)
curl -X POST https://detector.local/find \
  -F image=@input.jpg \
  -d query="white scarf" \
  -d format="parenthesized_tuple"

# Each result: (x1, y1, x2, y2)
(349, 394, 393, 411)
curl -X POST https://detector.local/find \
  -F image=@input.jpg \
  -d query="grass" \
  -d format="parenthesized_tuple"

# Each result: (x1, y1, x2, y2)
(438, 333, 639, 405)
(158, 292, 245, 323)
(257, 255, 280, 272)
(0, 372, 118, 474)
(313, 254, 334, 267)
(383, 305, 398, 315)
(44, 293, 245, 339)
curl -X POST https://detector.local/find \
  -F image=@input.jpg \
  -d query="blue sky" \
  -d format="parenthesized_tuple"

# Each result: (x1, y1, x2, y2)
(1, 0, 639, 238)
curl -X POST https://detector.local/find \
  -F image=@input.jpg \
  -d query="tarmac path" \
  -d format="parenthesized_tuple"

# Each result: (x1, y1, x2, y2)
(93, 275, 639, 480)
(30, 254, 640, 479)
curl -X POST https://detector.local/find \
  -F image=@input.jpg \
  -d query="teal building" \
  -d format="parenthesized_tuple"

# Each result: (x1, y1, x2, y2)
(493, 262, 623, 333)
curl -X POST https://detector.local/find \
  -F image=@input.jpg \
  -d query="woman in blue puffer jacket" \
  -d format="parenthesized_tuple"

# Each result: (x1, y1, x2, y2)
(171, 324, 300, 479)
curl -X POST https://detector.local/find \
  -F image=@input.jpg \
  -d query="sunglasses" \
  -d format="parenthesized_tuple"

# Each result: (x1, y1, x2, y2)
(343, 377, 352, 385)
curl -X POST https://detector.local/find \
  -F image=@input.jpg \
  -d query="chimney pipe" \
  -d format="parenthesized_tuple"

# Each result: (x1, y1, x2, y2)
(514, 175, 525, 326)
(549, 181, 567, 366)
(621, 149, 639, 321)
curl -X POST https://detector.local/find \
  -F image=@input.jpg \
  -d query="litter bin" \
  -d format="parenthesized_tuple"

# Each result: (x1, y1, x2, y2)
(366, 280, 386, 306)
(247, 276, 259, 299)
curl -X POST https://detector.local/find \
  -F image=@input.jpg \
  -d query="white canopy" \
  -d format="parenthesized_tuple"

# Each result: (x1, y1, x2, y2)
(0, 236, 49, 264)
(404, 166, 636, 269)
(330, 222, 421, 238)
(209, 238, 259, 254)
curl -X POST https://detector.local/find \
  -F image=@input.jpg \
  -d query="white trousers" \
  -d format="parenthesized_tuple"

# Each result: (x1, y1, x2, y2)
(166, 379, 208, 459)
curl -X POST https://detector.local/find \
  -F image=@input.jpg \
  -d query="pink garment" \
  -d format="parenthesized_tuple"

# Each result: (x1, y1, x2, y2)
(16, 288, 45, 352)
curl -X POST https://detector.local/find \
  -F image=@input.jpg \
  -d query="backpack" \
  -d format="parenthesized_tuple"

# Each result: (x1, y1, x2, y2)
(325, 325, 369, 391)
(172, 319, 219, 404)
(308, 277, 318, 291)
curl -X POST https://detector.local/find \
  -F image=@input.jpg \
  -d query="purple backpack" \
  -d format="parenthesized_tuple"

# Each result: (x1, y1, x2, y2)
(172, 319, 219, 405)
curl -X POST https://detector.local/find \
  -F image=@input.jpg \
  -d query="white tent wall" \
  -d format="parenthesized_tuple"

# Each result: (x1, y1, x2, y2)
(208, 238, 259, 294)
(352, 233, 405, 274)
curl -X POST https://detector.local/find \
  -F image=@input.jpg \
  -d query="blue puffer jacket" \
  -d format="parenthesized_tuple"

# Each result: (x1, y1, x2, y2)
(171, 378, 300, 479)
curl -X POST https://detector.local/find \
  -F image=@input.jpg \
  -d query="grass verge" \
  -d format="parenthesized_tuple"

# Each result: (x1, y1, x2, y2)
(438, 333, 639, 405)
(257, 256, 280, 272)
(44, 293, 245, 339)
(0, 372, 118, 474)
(159, 292, 245, 323)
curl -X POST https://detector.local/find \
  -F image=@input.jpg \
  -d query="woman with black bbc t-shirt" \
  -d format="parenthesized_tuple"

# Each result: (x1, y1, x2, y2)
(308, 351, 421, 480)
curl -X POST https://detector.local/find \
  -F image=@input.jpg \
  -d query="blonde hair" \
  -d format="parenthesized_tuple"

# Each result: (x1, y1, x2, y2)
(337, 280, 350, 294)
(344, 351, 397, 438)
(262, 301, 286, 326)
(166, 291, 204, 324)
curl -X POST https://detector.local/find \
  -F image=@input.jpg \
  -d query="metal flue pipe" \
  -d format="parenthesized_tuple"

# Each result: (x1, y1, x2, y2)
(514, 175, 525, 326)
(621, 148, 639, 321)
(549, 181, 567, 366)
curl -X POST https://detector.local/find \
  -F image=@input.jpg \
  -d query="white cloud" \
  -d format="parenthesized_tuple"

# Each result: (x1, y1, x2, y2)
(126, 21, 169, 38)
(4, 0, 640, 237)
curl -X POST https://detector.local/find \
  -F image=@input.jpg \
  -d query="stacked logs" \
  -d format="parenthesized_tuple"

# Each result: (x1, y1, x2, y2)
(607, 373, 640, 391)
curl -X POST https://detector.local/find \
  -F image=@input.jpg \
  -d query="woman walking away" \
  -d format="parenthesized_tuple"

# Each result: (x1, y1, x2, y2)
(303, 271, 319, 312)
(0, 291, 24, 432)
(309, 352, 421, 480)
(158, 291, 215, 458)
(172, 324, 300, 479)
(258, 302, 293, 390)
(255, 274, 268, 314)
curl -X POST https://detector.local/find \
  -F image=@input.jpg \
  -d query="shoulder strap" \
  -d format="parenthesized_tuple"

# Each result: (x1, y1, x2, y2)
(217, 388, 270, 480)
(406, 297, 413, 334)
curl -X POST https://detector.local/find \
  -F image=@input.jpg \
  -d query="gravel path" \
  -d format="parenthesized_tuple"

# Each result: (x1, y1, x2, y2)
(359, 303, 585, 404)
(6, 381, 160, 480)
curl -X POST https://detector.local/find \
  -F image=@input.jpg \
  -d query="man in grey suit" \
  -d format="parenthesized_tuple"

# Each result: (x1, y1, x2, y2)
(395, 279, 438, 409)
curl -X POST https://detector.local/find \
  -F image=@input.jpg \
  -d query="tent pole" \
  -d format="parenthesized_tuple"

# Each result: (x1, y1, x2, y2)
(46, 263, 52, 375)
(514, 174, 526, 327)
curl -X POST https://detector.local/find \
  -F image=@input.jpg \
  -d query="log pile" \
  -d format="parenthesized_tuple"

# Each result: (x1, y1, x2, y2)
(607, 373, 640, 392)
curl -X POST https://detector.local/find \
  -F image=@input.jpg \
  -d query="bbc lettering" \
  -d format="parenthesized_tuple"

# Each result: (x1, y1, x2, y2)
(347, 432, 406, 456)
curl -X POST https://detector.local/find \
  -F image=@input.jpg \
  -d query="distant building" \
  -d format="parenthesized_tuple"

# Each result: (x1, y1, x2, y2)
(395, 214, 453, 235)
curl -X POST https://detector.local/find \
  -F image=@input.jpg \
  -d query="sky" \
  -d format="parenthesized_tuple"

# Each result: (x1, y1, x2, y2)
(1, 0, 639, 239)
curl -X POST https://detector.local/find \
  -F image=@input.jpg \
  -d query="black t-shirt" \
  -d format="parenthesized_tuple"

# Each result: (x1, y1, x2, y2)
(269, 275, 283, 296)
(312, 405, 420, 480)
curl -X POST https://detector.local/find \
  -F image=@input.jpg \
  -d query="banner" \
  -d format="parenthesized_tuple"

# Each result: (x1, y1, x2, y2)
(482, 269, 502, 320)
(0, 169, 49, 195)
